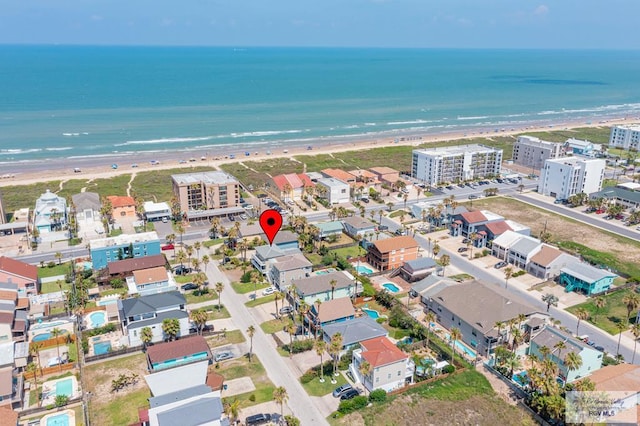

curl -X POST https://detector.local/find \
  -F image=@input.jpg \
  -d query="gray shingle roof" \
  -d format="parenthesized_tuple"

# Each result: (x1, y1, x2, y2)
(561, 262, 617, 283)
(295, 271, 353, 297)
(531, 326, 592, 357)
(411, 275, 457, 296)
(322, 316, 387, 346)
(509, 236, 541, 256)
(156, 396, 224, 426)
(119, 291, 185, 317)
(403, 257, 437, 273)
(71, 192, 101, 211)
(150, 384, 212, 408)
(127, 310, 189, 330)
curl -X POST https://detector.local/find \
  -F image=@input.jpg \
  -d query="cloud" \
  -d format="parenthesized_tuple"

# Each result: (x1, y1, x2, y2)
(534, 5, 549, 16)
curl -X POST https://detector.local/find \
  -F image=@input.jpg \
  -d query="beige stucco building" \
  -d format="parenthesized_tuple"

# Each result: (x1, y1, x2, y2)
(171, 171, 242, 221)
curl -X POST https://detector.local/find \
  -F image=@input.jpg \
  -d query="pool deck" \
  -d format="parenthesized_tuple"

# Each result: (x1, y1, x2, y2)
(41, 376, 81, 407)
(84, 309, 108, 330)
(89, 331, 124, 356)
(40, 409, 76, 426)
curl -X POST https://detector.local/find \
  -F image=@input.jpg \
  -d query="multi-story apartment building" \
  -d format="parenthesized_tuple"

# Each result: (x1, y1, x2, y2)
(609, 124, 640, 150)
(171, 171, 242, 220)
(512, 136, 563, 169)
(90, 232, 161, 270)
(538, 157, 605, 200)
(367, 236, 419, 271)
(411, 145, 503, 186)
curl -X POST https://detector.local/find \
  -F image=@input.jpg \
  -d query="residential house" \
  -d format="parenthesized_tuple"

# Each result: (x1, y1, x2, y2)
(399, 257, 438, 282)
(105, 254, 167, 280)
(506, 234, 543, 269)
(527, 246, 577, 280)
(267, 254, 312, 291)
(538, 157, 605, 200)
(270, 230, 299, 251)
(238, 222, 264, 239)
(586, 364, 640, 425)
(106, 195, 136, 218)
(480, 219, 531, 246)
(342, 216, 376, 239)
(369, 167, 400, 186)
(295, 271, 356, 305)
(590, 185, 640, 210)
(118, 291, 189, 347)
(316, 178, 350, 204)
(171, 171, 243, 221)
(126, 266, 177, 296)
(143, 201, 171, 222)
(0, 282, 28, 314)
(33, 189, 68, 234)
(559, 262, 617, 295)
(366, 236, 419, 272)
(491, 230, 529, 261)
(411, 202, 468, 227)
(564, 138, 603, 158)
(272, 173, 314, 201)
(529, 326, 603, 383)
(0, 301, 27, 343)
(411, 145, 503, 186)
(146, 336, 212, 371)
(71, 192, 102, 234)
(320, 169, 357, 186)
(315, 221, 344, 240)
(0, 342, 23, 410)
(308, 297, 355, 328)
(0, 257, 38, 297)
(512, 136, 563, 170)
(351, 336, 412, 392)
(348, 169, 378, 185)
(89, 231, 161, 270)
(322, 316, 387, 356)
(251, 245, 301, 275)
(410, 275, 457, 306)
(449, 210, 504, 242)
(422, 280, 546, 357)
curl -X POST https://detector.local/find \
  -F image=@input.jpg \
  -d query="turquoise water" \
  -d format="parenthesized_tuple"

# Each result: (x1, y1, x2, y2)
(382, 282, 400, 293)
(45, 413, 70, 426)
(356, 266, 373, 274)
(444, 333, 477, 358)
(152, 351, 210, 370)
(88, 311, 106, 328)
(94, 341, 112, 355)
(31, 321, 66, 330)
(362, 308, 380, 319)
(32, 330, 67, 342)
(55, 378, 73, 397)
(2, 46, 640, 171)
(512, 371, 529, 387)
(315, 270, 329, 275)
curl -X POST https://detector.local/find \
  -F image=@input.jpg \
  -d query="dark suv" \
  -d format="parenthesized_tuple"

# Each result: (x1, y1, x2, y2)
(245, 413, 272, 425)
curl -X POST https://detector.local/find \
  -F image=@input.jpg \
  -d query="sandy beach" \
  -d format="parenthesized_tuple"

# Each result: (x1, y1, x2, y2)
(0, 116, 635, 188)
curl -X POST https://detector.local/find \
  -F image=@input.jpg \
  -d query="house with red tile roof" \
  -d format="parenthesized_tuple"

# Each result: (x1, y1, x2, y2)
(106, 195, 136, 218)
(348, 169, 378, 184)
(449, 210, 504, 239)
(320, 169, 357, 185)
(369, 167, 400, 185)
(351, 336, 412, 392)
(146, 335, 212, 371)
(0, 257, 38, 297)
(366, 236, 419, 271)
(272, 173, 314, 201)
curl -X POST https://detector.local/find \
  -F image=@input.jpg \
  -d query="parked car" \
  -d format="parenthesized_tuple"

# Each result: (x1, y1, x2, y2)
(190, 324, 213, 334)
(161, 243, 174, 251)
(332, 384, 353, 398)
(245, 413, 272, 426)
(468, 194, 478, 200)
(340, 389, 360, 400)
(214, 351, 233, 362)
(181, 283, 198, 291)
(262, 286, 276, 296)
(279, 306, 294, 315)
(594, 345, 605, 352)
(361, 197, 370, 203)
(457, 247, 468, 253)
(378, 225, 389, 231)
(462, 238, 470, 244)
(174, 265, 192, 275)
(395, 229, 407, 236)
(494, 261, 508, 269)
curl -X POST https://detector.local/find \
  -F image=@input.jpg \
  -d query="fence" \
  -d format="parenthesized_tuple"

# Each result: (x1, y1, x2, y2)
(84, 345, 143, 364)
(23, 362, 75, 380)
(18, 397, 83, 418)
(30, 335, 76, 351)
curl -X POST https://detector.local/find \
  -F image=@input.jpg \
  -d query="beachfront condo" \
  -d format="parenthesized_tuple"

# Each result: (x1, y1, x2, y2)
(537, 156, 605, 200)
(512, 135, 563, 170)
(171, 171, 242, 221)
(609, 124, 640, 150)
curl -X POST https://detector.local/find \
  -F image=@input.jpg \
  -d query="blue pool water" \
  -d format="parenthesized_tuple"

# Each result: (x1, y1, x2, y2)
(315, 270, 329, 275)
(362, 308, 380, 319)
(32, 330, 68, 342)
(512, 371, 529, 387)
(94, 341, 112, 355)
(89, 311, 106, 328)
(444, 333, 477, 359)
(55, 378, 73, 397)
(45, 413, 70, 426)
(355, 265, 373, 274)
(31, 321, 66, 330)
(382, 283, 400, 293)
(152, 351, 210, 371)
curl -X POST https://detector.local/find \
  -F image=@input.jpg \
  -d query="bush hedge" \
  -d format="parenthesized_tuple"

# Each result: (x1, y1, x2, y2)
(338, 395, 369, 414)
(282, 339, 314, 354)
(368, 389, 387, 403)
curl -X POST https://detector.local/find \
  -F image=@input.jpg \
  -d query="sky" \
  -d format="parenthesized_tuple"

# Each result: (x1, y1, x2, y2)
(1, 0, 639, 49)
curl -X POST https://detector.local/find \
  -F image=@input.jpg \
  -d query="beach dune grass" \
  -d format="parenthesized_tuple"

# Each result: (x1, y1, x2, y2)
(131, 166, 213, 202)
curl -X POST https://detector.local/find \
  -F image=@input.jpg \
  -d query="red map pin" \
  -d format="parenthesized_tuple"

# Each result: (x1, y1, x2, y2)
(259, 209, 283, 245)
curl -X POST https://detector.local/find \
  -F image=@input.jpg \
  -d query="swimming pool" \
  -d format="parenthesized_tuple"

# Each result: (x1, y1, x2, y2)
(444, 333, 477, 359)
(355, 265, 373, 274)
(55, 378, 73, 397)
(88, 311, 106, 328)
(43, 412, 71, 426)
(31, 320, 67, 330)
(362, 308, 380, 319)
(512, 371, 529, 387)
(382, 282, 400, 293)
(152, 351, 210, 370)
(32, 330, 68, 342)
(94, 341, 112, 355)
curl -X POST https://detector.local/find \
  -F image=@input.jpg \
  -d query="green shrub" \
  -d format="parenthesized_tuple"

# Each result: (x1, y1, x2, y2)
(248, 394, 256, 402)
(368, 389, 387, 403)
(376, 317, 386, 324)
(443, 364, 456, 374)
(283, 339, 315, 354)
(240, 271, 253, 283)
(375, 290, 395, 308)
(300, 370, 317, 384)
(337, 399, 354, 414)
(284, 415, 301, 426)
(81, 337, 89, 354)
(352, 395, 369, 410)
(512, 270, 526, 277)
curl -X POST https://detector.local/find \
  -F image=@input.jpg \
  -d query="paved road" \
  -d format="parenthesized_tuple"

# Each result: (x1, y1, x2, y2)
(205, 263, 329, 425)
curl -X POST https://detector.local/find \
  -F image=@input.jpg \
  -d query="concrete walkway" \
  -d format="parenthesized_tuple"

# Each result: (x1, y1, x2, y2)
(222, 377, 256, 398)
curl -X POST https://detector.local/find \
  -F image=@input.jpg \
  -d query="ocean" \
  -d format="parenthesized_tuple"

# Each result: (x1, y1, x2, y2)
(1, 46, 640, 167)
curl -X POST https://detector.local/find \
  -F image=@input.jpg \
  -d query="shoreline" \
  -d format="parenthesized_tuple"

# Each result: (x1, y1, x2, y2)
(0, 115, 635, 188)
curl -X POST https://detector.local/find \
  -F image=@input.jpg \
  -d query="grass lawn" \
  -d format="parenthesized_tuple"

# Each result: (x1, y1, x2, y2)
(215, 354, 276, 409)
(260, 317, 293, 334)
(302, 371, 348, 397)
(388, 209, 409, 219)
(100, 288, 127, 297)
(67, 341, 79, 363)
(206, 329, 246, 348)
(331, 245, 363, 259)
(203, 238, 224, 248)
(174, 273, 195, 284)
(245, 293, 277, 308)
(567, 288, 638, 335)
(231, 280, 270, 294)
(384, 325, 411, 340)
(447, 273, 475, 282)
(38, 263, 70, 278)
(185, 290, 219, 304)
(40, 280, 71, 294)
(196, 304, 231, 320)
(91, 387, 151, 426)
(304, 252, 324, 266)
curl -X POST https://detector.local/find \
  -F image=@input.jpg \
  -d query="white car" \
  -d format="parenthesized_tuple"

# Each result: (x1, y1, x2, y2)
(262, 287, 276, 296)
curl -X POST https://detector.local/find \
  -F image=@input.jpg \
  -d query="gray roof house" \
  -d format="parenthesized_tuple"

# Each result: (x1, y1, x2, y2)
(400, 257, 438, 282)
(315, 221, 344, 239)
(507, 235, 543, 269)
(295, 271, 358, 304)
(71, 192, 101, 220)
(251, 244, 301, 274)
(322, 316, 387, 355)
(268, 253, 313, 291)
(410, 275, 457, 306)
(342, 216, 376, 238)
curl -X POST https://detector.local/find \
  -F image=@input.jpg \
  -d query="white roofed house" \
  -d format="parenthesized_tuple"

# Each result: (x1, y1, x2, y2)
(71, 192, 102, 235)
(316, 178, 350, 204)
(143, 201, 171, 222)
(491, 230, 528, 261)
(506, 234, 543, 269)
(33, 189, 68, 235)
(267, 253, 313, 291)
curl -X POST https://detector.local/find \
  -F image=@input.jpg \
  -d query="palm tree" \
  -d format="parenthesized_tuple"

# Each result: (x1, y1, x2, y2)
(191, 257, 201, 272)
(574, 307, 589, 336)
(553, 340, 567, 362)
(175, 249, 187, 269)
(630, 323, 640, 364)
(247, 325, 255, 362)
(193, 240, 201, 261)
(331, 333, 343, 378)
(314, 299, 322, 339)
(439, 254, 450, 276)
(223, 398, 241, 424)
(506, 355, 521, 377)
(215, 282, 224, 312)
(250, 270, 262, 300)
(176, 223, 185, 245)
(358, 361, 372, 396)
(193, 272, 207, 296)
(425, 311, 436, 349)
(299, 301, 310, 336)
(432, 242, 440, 258)
(185, 244, 194, 266)
(191, 309, 208, 335)
(274, 291, 283, 319)
(542, 293, 559, 312)
(538, 345, 551, 361)
(162, 318, 180, 341)
(329, 279, 337, 300)
(622, 292, 640, 322)
(27, 362, 40, 407)
(201, 254, 210, 272)
(273, 386, 289, 419)
(141, 327, 153, 348)
(449, 327, 461, 363)
(54, 251, 63, 265)
(50, 328, 63, 371)
(593, 295, 606, 323)
(616, 320, 628, 357)
(286, 323, 296, 358)
(314, 339, 327, 383)
(564, 352, 583, 377)
(503, 266, 513, 289)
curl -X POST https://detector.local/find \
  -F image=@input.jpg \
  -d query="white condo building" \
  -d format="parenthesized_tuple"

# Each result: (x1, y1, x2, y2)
(512, 136, 563, 169)
(609, 125, 640, 150)
(538, 157, 605, 200)
(411, 144, 503, 186)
